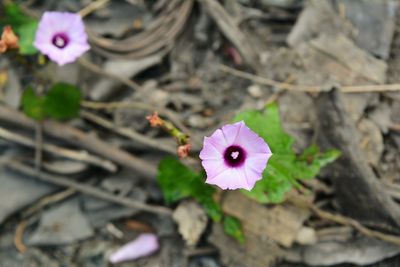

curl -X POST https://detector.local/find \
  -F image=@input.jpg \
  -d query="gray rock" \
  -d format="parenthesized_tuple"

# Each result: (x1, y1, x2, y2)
(89, 55, 163, 101)
(369, 102, 392, 134)
(333, 0, 398, 59)
(0, 248, 60, 267)
(4, 68, 22, 109)
(0, 168, 56, 225)
(189, 257, 222, 267)
(287, 236, 400, 266)
(83, 187, 147, 228)
(28, 198, 94, 245)
(260, 0, 303, 9)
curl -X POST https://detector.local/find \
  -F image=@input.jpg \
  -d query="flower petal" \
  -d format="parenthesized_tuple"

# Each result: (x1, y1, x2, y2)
(200, 128, 228, 157)
(201, 158, 228, 180)
(235, 123, 272, 154)
(206, 168, 251, 190)
(34, 11, 90, 66)
(109, 233, 159, 264)
(200, 121, 272, 191)
(244, 164, 264, 189)
(199, 136, 223, 160)
(246, 153, 272, 174)
(221, 121, 243, 145)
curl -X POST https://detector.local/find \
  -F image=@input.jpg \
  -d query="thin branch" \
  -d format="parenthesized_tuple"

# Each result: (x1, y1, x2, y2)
(79, 0, 110, 18)
(290, 198, 400, 246)
(0, 126, 117, 172)
(23, 188, 76, 218)
(34, 122, 43, 172)
(0, 104, 156, 178)
(311, 205, 400, 245)
(5, 160, 172, 216)
(14, 219, 27, 254)
(81, 100, 191, 134)
(78, 58, 142, 91)
(81, 110, 176, 154)
(218, 64, 400, 93)
(389, 123, 400, 132)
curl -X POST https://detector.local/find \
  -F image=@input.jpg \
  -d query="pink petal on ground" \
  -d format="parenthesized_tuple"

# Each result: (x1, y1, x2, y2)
(109, 233, 159, 264)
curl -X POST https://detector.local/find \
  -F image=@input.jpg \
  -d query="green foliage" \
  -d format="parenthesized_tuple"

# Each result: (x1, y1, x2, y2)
(157, 157, 246, 241)
(1, 3, 38, 55)
(223, 216, 245, 243)
(156, 103, 338, 243)
(234, 103, 340, 203)
(22, 83, 81, 121)
(17, 21, 38, 55)
(44, 83, 81, 120)
(157, 157, 222, 222)
(22, 87, 46, 120)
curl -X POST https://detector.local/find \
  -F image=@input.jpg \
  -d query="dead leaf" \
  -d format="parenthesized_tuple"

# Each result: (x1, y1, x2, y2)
(208, 223, 282, 267)
(221, 191, 310, 247)
(172, 200, 208, 246)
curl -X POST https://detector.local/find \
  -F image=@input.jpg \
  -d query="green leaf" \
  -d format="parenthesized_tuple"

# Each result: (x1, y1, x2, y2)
(223, 216, 245, 243)
(16, 21, 38, 55)
(157, 157, 222, 222)
(296, 145, 341, 180)
(1, 3, 38, 55)
(2, 3, 32, 26)
(234, 103, 294, 153)
(44, 83, 81, 120)
(157, 157, 199, 204)
(234, 103, 340, 203)
(21, 87, 46, 121)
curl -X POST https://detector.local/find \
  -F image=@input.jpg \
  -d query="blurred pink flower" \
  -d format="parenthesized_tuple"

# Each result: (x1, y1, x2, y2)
(199, 121, 272, 190)
(34, 12, 90, 66)
(109, 233, 159, 264)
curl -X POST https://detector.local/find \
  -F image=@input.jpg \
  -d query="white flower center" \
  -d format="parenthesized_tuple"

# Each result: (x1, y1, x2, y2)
(231, 151, 240, 159)
(54, 36, 66, 47)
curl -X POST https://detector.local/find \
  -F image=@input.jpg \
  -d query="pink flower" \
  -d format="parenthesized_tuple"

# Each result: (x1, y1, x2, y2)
(34, 12, 90, 66)
(199, 121, 272, 190)
(109, 233, 159, 264)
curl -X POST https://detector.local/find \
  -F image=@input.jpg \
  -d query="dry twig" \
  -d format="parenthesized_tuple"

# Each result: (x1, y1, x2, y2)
(79, 0, 110, 18)
(0, 104, 156, 178)
(81, 100, 190, 134)
(0, 126, 117, 172)
(14, 220, 27, 254)
(4, 160, 172, 215)
(78, 58, 142, 91)
(289, 197, 400, 246)
(81, 110, 176, 154)
(34, 122, 43, 172)
(219, 64, 400, 93)
(23, 188, 77, 218)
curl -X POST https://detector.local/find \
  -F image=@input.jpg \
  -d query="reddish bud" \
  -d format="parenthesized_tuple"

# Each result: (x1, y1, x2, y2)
(226, 46, 243, 65)
(177, 143, 191, 159)
(2, 26, 19, 49)
(0, 40, 6, 53)
(146, 112, 164, 127)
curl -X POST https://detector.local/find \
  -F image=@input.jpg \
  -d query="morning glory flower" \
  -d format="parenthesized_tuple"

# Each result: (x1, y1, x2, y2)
(34, 12, 90, 66)
(199, 121, 272, 190)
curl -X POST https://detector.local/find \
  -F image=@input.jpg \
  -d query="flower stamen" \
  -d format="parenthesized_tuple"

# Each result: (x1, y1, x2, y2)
(52, 33, 69, 49)
(224, 145, 246, 167)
